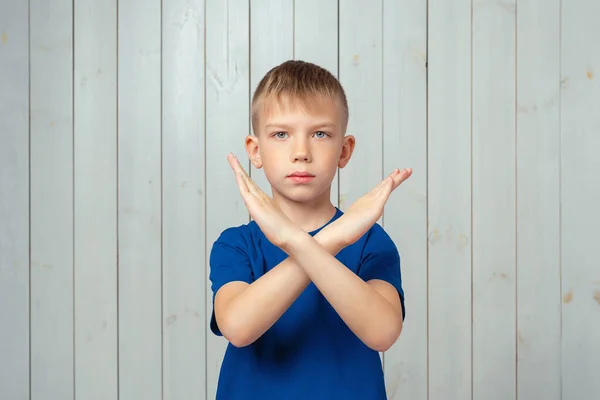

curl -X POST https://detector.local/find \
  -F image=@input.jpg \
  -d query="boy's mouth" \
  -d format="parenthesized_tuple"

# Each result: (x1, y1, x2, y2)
(287, 171, 315, 183)
(288, 171, 314, 177)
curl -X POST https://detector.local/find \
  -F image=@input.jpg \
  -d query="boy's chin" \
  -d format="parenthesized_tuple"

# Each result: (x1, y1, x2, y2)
(272, 185, 331, 205)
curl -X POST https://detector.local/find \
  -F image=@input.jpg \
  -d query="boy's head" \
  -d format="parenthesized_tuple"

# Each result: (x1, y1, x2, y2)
(246, 60, 355, 205)
(250, 60, 349, 134)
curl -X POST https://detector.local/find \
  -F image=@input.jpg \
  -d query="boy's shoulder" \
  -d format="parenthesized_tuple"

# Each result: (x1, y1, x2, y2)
(211, 219, 263, 246)
(209, 222, 258, 260)
(353, 220, 400, 257)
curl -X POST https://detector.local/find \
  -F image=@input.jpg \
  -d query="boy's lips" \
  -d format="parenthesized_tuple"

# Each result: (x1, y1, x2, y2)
(287, 171, 315, 183)
(288, 171, 315, 177)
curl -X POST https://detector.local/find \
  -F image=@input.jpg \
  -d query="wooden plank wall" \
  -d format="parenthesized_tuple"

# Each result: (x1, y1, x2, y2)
(0, 0, 598, 399)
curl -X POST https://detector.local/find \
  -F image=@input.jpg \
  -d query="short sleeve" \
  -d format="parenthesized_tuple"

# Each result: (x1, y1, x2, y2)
(357, 224, 406, 321)
(208, 226, 254, 335)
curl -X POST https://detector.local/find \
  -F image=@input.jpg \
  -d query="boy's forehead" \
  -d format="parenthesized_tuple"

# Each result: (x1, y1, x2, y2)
(259, 94, 344, 123)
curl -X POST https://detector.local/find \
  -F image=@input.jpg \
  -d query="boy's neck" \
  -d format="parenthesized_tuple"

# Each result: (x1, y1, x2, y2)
(271, 189, 338, 233)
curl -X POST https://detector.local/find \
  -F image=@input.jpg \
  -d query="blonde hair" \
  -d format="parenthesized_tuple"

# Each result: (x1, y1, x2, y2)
(251, 60, 349, 134)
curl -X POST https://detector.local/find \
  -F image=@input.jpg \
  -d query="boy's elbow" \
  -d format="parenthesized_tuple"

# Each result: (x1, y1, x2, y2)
(368, 319, 403, 352)
(226, 334, 253, 348)
(219, 314, 256, 348)
(227, 332, 254, 348)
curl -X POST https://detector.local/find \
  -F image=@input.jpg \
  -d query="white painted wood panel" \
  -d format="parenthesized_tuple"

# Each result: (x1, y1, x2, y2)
(472, 1, 517, 398)
(516, 0, 562, 398)
(117, 0, 163, 398)
(294, 0, 339, 207)
(427, 0, 472, 398)
(249, 0, 294, 195)
(2, 2, 600, 399)
(205, 0, 251, 398)
(0, 3, 30, 399)
(73, 0, 118, 398)
(560, 0, 600, 398)
(29, 0, 74, 397)
(161, 1, 206, 399)
(381, 0, 428, 398)
(338, 0, 383, 212)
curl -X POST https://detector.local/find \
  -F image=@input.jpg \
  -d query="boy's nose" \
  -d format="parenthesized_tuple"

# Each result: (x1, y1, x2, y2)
(292, 142, 311, 162)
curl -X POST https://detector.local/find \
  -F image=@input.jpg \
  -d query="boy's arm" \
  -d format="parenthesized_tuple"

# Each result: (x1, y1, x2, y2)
(221, 153, 410, 350)
(280, 224, 403, 353)
(213, 229, 342, 348)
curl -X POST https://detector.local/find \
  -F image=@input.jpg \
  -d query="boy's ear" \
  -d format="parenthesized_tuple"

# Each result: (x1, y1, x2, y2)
(338, 134, 356, 169)
(245, 135, 263, 169)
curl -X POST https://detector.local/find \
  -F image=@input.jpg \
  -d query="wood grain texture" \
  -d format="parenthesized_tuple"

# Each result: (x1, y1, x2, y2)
(161, 1, 206, 399)
(117, 0, 162, 397)
(381, 0, 428, 398)
(472, 1, 517, 398)
(427, 0, 472, 398)
(205, 0, 251, 397)
(560, 0, 600, 397)
(516, 0, 561, 398)
(0, 2, 30, 398)
(73, 0, 118, 398)
(29, 0, 74, 397)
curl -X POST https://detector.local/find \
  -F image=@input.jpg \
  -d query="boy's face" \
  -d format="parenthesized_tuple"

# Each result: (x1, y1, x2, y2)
(246, 95, 355, 205)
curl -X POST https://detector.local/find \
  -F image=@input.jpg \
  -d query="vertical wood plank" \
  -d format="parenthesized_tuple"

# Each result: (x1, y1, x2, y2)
(338, 0, 383, 212)
(29, 0, 74, 397)
(0, 3, 30, 399)
(515, 0, 561, 398)
(293, 0, 339, 206)
(73, 0, 118, 398)
(249, 0, 294, 194)
(381, 0, 428, 398)
(161, 1, 206, 398)
(118, 0, 162, 397)
(205, 0, 250, 397)
(560, 0, 600, 397)
(472, 1, 516, 399)
(427, 0, 472, 398)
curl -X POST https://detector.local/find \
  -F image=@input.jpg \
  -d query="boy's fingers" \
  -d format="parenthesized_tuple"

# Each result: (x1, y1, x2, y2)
(228, 154, 240, 174)
(235, 170, 250, 196)
(392, 168, 412, 189)
(228, 154, 247, 175)
(373, 171, 397, 193)
(228, 154, 264, 197)
(229, 154, 252, 195)
(240, 169, 261, 196)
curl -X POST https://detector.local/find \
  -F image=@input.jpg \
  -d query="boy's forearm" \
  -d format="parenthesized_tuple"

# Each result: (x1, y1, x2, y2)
(281, 228, 402, 352)
(218, 230, 341, 347)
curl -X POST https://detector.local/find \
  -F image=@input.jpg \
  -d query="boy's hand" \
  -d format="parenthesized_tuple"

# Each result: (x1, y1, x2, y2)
(330, 168, 412, 246)
(228, 153, 301, 248)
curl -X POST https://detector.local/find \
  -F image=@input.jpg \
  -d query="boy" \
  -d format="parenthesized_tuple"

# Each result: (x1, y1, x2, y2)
(209, 60, 412, 399)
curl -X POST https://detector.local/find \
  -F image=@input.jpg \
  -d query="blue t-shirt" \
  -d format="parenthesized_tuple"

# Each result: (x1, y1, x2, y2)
(209, 207, 405, 399)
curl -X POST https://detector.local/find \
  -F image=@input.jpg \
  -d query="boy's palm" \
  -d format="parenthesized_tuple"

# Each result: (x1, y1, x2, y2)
(336, 168, 412, 246)
(227, 153, 297, 247)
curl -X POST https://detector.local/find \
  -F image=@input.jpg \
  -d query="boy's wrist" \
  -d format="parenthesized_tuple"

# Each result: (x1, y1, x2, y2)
(280, 227, 309, 254)
(311, 223, 347, 255)
(278, 218, 348, 255)
(277, 223, 307, 251)
(319, 220, 349, 251)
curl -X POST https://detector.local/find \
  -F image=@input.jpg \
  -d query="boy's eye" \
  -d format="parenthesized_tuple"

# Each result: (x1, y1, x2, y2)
(274, 132, 288, 139)
(314, 131, 328, 138)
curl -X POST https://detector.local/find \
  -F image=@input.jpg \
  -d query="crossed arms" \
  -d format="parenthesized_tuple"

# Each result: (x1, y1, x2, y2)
(213, 154, 411, 352)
